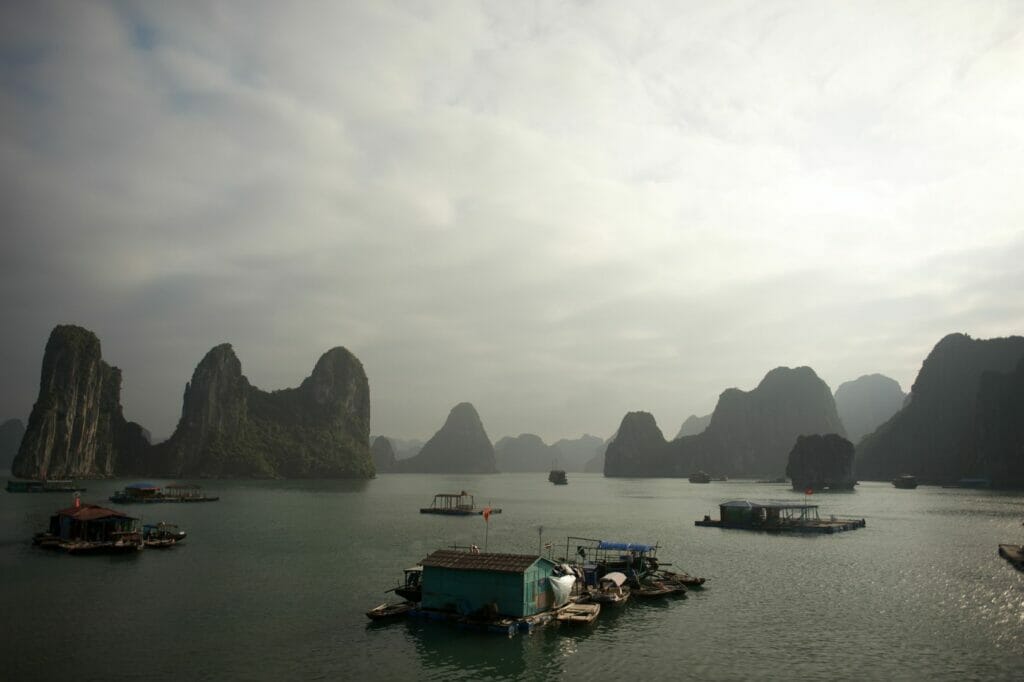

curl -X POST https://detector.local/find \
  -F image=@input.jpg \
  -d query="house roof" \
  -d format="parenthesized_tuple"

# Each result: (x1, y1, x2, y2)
(55, 504, 134, 521)
(420, 549, 548, 573)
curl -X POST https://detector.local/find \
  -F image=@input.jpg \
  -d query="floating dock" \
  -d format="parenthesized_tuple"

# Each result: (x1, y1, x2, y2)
(695, 500, 866, 534)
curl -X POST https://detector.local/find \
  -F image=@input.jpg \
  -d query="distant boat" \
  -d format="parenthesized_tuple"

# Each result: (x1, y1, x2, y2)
(548, 470, 568, 485)
(892, 475, 918, 489)
(419, 491, 501, 516)
(688, 471, 711, 484)
(7, 479, 86, 493)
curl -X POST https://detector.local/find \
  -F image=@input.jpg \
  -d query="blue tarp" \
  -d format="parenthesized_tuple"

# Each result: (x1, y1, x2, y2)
(596, 541, 655, 553)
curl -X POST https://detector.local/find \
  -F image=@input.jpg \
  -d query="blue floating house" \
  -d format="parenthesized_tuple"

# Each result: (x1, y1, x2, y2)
(419, 550, 563, 618)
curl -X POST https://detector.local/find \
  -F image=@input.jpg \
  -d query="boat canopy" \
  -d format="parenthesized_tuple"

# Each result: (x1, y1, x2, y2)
(126, 482, 160, 490)
(720, 499, 818, 510)
(599, 571, 627, 586)
(596, 541, 656, 553)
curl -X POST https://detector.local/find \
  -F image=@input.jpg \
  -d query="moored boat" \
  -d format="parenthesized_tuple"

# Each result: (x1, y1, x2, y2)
(586, 571, 630, 606)
(143, 522, 186, 548)
(556, 602, 600, 624)
(548, 470, 568, 485)
(366, 601, 416, 621)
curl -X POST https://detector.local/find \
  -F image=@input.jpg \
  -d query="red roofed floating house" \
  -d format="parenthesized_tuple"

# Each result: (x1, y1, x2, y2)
(33, 503, 144, 554)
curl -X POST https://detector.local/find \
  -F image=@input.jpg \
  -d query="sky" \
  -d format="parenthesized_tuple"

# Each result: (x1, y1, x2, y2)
(2, 1, 1023, 443)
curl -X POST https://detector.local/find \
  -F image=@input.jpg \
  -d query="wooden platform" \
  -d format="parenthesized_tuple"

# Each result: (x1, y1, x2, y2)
(694, 518, 866, 534)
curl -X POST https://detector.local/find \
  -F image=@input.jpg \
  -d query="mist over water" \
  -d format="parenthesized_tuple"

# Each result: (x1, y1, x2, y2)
(2, 474, 1022, 680)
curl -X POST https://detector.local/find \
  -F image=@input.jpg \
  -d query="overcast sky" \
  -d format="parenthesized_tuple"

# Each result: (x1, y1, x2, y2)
(2, 1, 1023, 443)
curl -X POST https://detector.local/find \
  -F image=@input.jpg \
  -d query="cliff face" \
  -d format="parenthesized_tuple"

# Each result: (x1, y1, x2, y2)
(856, 334, 1024, 483)
(971, 357, 1024, 487)
(371, 436, 397, 473)
(151, 345, 373, 478)
(604, 412, 668, 477)
(1, 418, 25, 471)
(785, 434, 856, 491)
(396, 402, 496, 473)
(12, 325, 149, 479)
(834, 374, 906, 443)
(604, 367, 844, 478)
(495, 433, 559, 472)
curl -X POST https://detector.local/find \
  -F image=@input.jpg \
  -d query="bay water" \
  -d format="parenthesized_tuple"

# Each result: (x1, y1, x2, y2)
(2, 473, 1023, 680)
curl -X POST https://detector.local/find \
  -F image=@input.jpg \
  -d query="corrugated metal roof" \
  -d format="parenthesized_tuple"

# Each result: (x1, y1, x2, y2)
(420, 549, 544, 573)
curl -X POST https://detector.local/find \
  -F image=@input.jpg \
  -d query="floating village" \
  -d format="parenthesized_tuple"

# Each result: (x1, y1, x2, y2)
(7, 471, 1024, 636)
(7, 480, 210, 555)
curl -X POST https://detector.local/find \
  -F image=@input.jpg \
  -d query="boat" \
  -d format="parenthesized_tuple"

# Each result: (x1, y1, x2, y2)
(110, 483, 219, 504)
(7, 479, 86, 493)
(142, 522, 186, 548)
(631, 579, 676, 598)
(586, 571, 630, 606)
(33, 501, 144, 555)
(388, 566, 423, 603)
(657, 569, 706, 589)
(548, 470, 568, 485)
(419, 491, 501, 516)
(556, 602, 600, 624)
(688, 471, 711, 484)
(892, 475, 918, 489)
(366, 601, 416, 621)
(998, 544, 1024, 570)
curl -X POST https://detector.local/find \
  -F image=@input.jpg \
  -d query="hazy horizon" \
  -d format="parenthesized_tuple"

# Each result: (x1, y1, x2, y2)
(2, 2, 1022, 443)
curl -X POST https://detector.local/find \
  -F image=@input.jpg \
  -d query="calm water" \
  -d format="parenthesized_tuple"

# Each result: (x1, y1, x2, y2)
(2, 472, 1023, 681)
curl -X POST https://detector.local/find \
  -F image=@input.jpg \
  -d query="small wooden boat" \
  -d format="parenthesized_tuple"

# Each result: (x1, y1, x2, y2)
(556, 602, 600, 624)
(631, 580, 676, 598)
(587, 571, 630, 606)
(998, 544, 1024, 570)
(143, 522, 186, 548)
(658, 570, 706, 589)
(366, 601, 415, 621)
(688, 471, 711, 483)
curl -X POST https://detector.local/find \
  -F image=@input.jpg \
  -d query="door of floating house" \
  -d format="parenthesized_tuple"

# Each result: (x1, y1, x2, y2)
(419, 549, 560, 618)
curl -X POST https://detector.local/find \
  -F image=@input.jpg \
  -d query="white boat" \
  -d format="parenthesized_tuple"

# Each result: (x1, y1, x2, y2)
(587, 571, 630, 606)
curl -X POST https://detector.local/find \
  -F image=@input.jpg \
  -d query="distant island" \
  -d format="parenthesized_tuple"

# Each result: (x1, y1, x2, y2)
(393, 402, 497, 473)
(11, 325, 374, 479)
(833, 374, 905, 444)
(605, 366, 845, 478)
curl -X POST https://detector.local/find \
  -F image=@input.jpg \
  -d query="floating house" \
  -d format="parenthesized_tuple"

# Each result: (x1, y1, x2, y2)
(33, 503, 144, 554)
(110, 482, 219, 504)
(695, 500, 866, 534)
(418, 549, 563, 618)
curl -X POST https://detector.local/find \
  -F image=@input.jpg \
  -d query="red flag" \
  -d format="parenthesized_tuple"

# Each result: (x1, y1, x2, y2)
(482, 506, 492, 522)
(805, 488, 814, 496)
(73, 493, 81, 508)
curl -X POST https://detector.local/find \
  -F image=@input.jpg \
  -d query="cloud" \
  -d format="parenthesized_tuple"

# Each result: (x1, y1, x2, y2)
(1, 1, 1023, 442)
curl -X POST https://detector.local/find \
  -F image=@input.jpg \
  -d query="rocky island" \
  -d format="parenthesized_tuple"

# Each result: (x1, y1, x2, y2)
(394, 402, 497, 473)
(785, 434, 856, 491)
